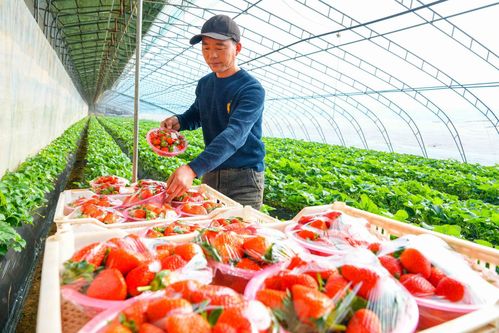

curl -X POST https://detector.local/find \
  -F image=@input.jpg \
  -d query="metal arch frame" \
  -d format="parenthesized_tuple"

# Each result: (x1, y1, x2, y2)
(234, 1, 471, 159)
(262, 118, 275, 137)
(130, 6, 372, 150)
(134, 2, 394, 152)
(312, 1, 498, 150)
(264, 112, 288, 139)
(395, 0, 499, 70)
(91, 1, 498, 162)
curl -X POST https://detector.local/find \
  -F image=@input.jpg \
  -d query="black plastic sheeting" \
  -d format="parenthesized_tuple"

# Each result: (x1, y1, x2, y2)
(0, 130, 83, 332)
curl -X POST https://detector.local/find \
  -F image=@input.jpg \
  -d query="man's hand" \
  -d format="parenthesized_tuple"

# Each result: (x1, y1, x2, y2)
(160, 116, 180, 130)
(165, 165, 197, 202)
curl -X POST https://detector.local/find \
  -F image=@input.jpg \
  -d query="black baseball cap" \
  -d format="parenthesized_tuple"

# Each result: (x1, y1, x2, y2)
(190, 14, 241, 45)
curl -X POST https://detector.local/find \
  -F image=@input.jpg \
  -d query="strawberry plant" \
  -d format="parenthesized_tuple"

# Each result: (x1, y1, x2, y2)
(96, 116, 498, 246)
(78, 116, 132, 187)
(0, 118, 87, 254)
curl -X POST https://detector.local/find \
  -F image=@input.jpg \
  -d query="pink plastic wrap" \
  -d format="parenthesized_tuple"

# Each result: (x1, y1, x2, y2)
(119, 186, 167, 209)
(60, 235, 212, 318)
(64, 194, 123, 216)
(122, 203, 178, 221)
(286, 209, 382, 256)
(89, 175, 129, 195)
(197, 226, 308, 293)
(175, 201, 222, 217)
(245, 249, 419, 333)
(65, 205, 126, 224)
(377, 234, 499, 329)
(80, 281, 275, 333)
(146, 128, 188, 157)
(171, 188, 210, 207)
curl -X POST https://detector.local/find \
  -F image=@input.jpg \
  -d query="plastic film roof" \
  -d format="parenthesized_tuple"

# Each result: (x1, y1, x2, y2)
(45, 0, 499, 164)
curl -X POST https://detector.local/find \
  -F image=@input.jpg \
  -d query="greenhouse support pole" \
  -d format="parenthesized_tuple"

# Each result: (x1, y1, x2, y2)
(132, 0, 143, 183)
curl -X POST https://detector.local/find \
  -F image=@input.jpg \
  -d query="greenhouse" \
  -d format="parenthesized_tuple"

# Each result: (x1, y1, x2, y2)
(1, 0, 498, 332)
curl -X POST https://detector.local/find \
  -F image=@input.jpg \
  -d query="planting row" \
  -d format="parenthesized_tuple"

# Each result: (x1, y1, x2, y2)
(0, 118, 87, 254)
(96, 116, 497, 246)
(81, 116, 132, 185)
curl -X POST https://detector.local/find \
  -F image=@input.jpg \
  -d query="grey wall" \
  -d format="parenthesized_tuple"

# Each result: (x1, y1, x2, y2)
(0, 0, 88, 177)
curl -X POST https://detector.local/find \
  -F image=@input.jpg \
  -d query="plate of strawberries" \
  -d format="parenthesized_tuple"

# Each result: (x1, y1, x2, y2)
(146, 128, 188, 157)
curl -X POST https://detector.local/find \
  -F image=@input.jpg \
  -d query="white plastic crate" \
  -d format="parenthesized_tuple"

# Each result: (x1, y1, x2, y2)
(209, 205, 292, 231)
(53, 184, 242, 232)
(36, 224, 203, 333)
(294, 201, 499, 332)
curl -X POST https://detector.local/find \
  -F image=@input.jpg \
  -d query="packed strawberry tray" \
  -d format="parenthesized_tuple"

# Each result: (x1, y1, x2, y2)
(38, 201, 499, 333)
(53, 176, 242, 232)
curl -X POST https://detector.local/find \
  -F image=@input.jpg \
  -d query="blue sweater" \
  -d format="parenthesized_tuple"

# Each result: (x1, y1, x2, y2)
(176, 69, 265, 178)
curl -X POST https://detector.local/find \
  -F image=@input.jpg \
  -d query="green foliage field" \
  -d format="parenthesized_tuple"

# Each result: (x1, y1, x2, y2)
(99, 116, 498, 247)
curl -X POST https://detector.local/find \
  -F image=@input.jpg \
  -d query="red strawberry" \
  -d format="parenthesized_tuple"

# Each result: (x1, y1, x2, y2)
(71, 242, 108, 267)
(341, 265, 379, 299)
(281, 273, 319, 291)
(235, 258, 262, 271)
(264, 273, 283, 290)
(212, 232, 244, 263)
(156, 243, 175, 258)
(400, 274, 435, 297)
(163, 280, 201, 301)
(346, 308, 382, 333)
(297, 230, 319, 241)
(298, 215, 315, 224)
(164, 313, 211, 333)
(256, 289, 286, 309)
(190, 285, 243, 307)
(325, 273, 350, 299)
(126, 262, 158, 296)
(122, 301, 146, 327)
(106, 248, 143, 275)
(87, 268, 127, 300)
(243, 236, 268, 261)
(214, 307, 252, 333)
(292, 285, 332, 323)
(160, 254, 186, 271)
(400, 248, 431, 279)
(146, 297, 193, 322)
(367, 243, 381, 254)
(324, 211, 342, 220)
(287, 256, 307, 269)
(428, 266, 446, 287)
(174, 243, 202, 262)
(379, 255, 403, 279)
(435, 277, 465, 302)
(103, 322, 133, 333)
(308, 219, 328, 230)
(212, 323, 237, 333)
(138, 323, 165, 333)
(305, 269, 336, 282)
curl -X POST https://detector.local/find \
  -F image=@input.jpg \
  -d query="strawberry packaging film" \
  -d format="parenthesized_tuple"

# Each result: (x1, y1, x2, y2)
(375, 233, 499, 329)
(60, 233, 212, 322)
(245, 248, 419, 333)
(79, 280, 276, 333)
(196, 224, 308, 293)
(89, 175, 130, 195)
(122, 203, 178, 221)
(286, 209, 382, 256)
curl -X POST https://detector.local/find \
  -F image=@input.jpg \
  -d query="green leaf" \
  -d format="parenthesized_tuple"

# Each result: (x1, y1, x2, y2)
(393, 209, 409, 221)
(433, 224, 462, 238)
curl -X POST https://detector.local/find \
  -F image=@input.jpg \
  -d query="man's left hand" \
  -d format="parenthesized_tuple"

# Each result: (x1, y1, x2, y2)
(165, 165, 197, 202)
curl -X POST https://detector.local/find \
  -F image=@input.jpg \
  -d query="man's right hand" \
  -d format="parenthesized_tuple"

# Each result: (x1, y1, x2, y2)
(160, 116, 180, 130)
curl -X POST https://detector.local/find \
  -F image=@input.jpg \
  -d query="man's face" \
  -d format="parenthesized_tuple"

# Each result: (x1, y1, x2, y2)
(201, 37, 241, 78)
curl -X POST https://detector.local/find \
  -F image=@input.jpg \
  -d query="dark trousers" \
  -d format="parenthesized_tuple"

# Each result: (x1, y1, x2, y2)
(202, 168, 264, 210)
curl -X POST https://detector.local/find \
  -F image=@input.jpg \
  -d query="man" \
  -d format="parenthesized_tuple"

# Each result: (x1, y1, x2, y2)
(161, 14, 266, 209)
